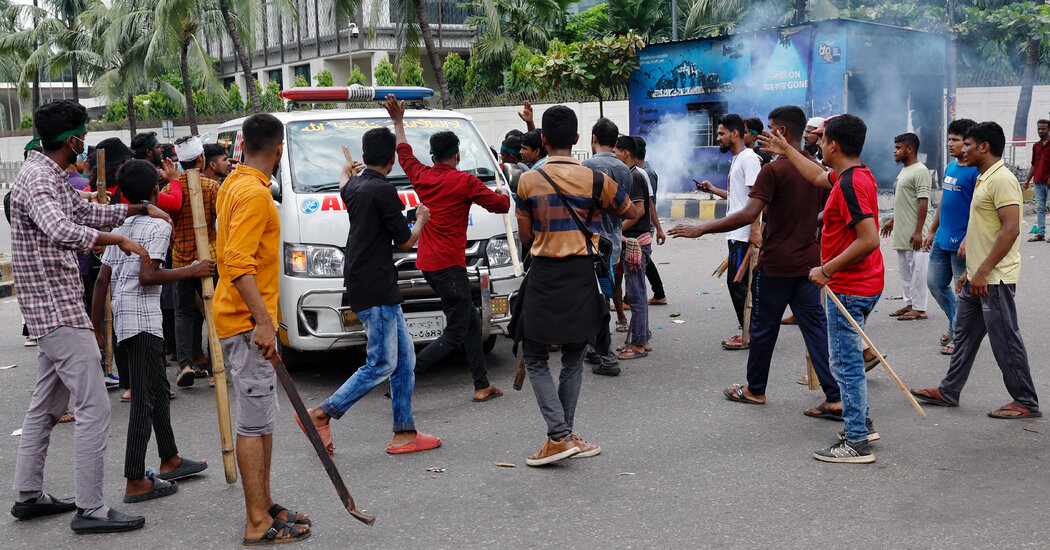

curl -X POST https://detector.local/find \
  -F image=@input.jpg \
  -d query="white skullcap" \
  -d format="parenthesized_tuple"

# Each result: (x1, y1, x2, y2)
(806, 117, 825, 129)
(174, 136, 204, 162)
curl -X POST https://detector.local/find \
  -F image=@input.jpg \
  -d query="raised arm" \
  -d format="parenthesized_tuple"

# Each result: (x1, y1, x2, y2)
(758, 130, 832, 189)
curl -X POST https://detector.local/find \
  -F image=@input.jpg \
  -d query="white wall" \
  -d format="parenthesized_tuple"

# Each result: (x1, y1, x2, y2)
(955, 85, 1050, 168)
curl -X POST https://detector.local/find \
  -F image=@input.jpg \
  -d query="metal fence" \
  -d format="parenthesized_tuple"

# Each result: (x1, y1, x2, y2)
(0, 161, 21, 184)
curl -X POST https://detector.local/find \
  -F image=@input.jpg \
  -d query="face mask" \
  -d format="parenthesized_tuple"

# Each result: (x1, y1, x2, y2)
(76, 150, 88, 163)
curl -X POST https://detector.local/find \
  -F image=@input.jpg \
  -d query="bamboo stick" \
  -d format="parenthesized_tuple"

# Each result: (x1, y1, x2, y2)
(186, 169, 237, 483)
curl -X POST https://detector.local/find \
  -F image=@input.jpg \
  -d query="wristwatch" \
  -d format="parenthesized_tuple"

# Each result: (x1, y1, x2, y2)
(139, 200, 150, 214)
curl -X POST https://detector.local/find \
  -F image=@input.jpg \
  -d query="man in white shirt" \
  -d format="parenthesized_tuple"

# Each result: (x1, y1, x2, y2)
(697, 114, 763, 349)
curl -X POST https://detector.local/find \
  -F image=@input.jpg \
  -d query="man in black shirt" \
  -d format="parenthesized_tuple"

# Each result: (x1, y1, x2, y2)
(302, 127, 443, 455)
(615, 136, 653, 360)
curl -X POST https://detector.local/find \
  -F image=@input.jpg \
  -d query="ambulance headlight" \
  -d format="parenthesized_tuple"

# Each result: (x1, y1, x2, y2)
(284, 244, 344, 277)
(486, 237, 512, 267)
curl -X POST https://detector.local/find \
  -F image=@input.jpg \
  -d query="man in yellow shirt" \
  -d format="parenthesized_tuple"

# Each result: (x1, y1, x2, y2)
(214, 114, 312, 545)
(911, 122, 1040, 419)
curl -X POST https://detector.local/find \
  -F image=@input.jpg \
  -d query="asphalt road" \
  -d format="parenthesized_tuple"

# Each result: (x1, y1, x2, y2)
(1, 220, 1049, 548)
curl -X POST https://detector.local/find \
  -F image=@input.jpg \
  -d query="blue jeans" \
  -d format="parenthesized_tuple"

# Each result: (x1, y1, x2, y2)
(1036, 182, 1049, 235)
(622, 243, 651, 346)
(320, 305, 415, 432)
(826, 292, 880, 442)
(926, 242, 967, 339)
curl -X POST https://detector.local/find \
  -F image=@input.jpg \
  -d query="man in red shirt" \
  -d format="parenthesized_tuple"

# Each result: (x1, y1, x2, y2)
(1022, 119, 1049, 240)
(761, 114, 884, 463)
(384, 96, 511, 402)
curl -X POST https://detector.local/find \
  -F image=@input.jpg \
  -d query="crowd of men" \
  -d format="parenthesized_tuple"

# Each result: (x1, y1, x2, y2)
(2, 94, 1042, 543)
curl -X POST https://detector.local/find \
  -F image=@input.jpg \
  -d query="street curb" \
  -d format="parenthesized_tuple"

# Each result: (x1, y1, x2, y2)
(657, 197, 726, 220)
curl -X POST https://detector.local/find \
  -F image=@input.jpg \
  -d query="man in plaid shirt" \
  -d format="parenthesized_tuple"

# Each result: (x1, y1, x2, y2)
(8, 100, 170, 534)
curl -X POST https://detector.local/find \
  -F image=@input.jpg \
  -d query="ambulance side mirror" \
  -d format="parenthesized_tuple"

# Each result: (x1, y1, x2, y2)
(502, 164, 522, 194)
(270, 178, 282, 202)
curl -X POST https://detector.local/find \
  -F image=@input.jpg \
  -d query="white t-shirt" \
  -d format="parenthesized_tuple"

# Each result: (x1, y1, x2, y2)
(727, 147, 762, 242)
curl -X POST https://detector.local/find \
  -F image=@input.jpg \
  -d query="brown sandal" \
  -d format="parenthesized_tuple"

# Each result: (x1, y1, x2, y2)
(896, 311, 927, 321)
(910, 388, 956, 407)
(988, 402, 1042, 419)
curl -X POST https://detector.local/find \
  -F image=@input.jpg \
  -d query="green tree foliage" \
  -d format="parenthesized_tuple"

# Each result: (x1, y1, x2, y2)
(465, 0, 573, 69)
(506, 44, 539, 94)
(294, 75, 309, 88)
(399, 55, 425, 86)
(260, 79, 283, 112)
(226, 82, 245, 112)
(526, 32, 645, 115)
(314, 68, 334, 86)
(19, 113, 32, 129)
(442, 52, 467, 95)
(374, 58, 397, 86)
(553, 3, 610, 43)
(347, 66, 367, 86)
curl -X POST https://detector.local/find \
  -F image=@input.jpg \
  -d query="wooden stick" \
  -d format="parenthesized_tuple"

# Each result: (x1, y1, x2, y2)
(741, 246, 759, 347)
(494, 171, 523, 277)
(806, 353, 820, 391)
(712, 256, 729, 278)
(186, 169, 238, 483)
(823, 287, 927, 419)
(94, 149, 115, 375)
(732, 246, 752, 283)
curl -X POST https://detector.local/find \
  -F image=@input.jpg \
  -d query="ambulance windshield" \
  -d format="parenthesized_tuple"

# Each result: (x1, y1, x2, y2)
(286, 117, 500, 192)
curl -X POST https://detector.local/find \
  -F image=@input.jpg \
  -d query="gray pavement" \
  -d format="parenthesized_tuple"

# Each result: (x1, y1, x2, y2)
(1, 220, 1049, 548)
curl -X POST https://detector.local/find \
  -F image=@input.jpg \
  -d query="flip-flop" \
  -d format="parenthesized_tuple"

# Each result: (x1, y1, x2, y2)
(157, 457, 208, 481)
(648, 298, 667, 305)
(939, 334, 951, 345)
(243, 518, 310, 546)
(616, 348, 648, 360)
(615, 320, 628, 333)
(940, 345, 954, 356)
(721, 335, 748, 350)
(723, 384, 763, 405)
(268, 504, 311, 526)
(988, 402, 1042, 419)
(295, 413, 334, 455)
(803, 403, 844, 421)
(896, 311, 928, 321)
(122, 476, 178, 503)
(386, 431, 442, 454)
(473, 387, 503, 402)
(910, 388, 957, 407)
(889, 307, 912, 317)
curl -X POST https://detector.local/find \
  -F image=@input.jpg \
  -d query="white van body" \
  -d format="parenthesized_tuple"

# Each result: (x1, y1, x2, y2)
(216, 106, 522, 360)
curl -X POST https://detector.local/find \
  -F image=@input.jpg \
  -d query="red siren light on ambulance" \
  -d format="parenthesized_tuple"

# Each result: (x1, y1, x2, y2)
(279, 85, 435, 102)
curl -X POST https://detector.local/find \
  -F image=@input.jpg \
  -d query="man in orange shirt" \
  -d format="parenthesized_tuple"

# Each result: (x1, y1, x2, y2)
(214, 114, 311, 545)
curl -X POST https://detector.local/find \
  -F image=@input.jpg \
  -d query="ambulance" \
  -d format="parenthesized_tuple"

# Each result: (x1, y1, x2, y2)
(216, 86, 522, 366)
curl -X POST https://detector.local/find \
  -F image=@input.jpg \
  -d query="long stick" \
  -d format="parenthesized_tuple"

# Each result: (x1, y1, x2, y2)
(493, 171, 523, 277)
(186, 169, 237, 484)
(732, 246, 752, 283)
(268, 351, 376, 526)
(94, 149, 114, 375)
(823, 287, 927, 419)
(741, 245, 759, 346)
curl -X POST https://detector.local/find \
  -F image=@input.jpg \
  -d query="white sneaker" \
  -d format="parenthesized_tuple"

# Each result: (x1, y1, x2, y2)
(104, 373, 120, 388)
(24, 338, 37, 347)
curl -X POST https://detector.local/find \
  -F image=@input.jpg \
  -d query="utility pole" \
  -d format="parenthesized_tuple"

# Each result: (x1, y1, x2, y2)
(672, 0, 678, 41)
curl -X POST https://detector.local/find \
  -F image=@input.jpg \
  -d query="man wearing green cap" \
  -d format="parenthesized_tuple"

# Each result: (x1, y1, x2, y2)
(9, 100, 170, 534)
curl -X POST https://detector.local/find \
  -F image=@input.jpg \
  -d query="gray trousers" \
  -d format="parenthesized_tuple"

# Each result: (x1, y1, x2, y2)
(939, 282, 1039, 411)
(524, 340, 587, 440)
(12, 326, 110, 509)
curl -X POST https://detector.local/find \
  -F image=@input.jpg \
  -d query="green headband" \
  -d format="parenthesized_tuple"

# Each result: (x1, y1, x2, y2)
(430, 144, 459, 158)
(500, 144, 520, 157)
(25, 124, 87, 151)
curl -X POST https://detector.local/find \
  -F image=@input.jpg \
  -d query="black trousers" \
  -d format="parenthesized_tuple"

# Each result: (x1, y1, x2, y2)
(118, 333, 178, 480)
(174, 278, 207, 372)
(416, 266, 490, 390)
(726, 240, 750, 327)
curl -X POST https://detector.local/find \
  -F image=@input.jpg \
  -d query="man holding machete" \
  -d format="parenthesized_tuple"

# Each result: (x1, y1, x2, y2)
(213, 114, 311, 545)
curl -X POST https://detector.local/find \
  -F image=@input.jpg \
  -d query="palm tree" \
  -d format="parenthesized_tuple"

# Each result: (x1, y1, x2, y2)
(91, 0, 159, 136)
(148, 0, 227, 134)
(465, 0, 571, 67)
(345, 0, 453, 108)
(0, 0, 103, 107)
(214, 0, 298, 113)
(606, 0, 672, 41)
(682, 0, 839, 38)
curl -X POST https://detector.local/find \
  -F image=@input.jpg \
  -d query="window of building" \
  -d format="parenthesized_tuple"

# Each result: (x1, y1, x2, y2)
(223, 77, 236, 89)
(268, 69, 284, 90)
(293, 64, 311, 85)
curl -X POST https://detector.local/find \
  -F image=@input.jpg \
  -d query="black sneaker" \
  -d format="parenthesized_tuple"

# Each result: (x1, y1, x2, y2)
(71, 506, 145, 534)
(813, 438, 875, 464)
(585, 351, 603, 365)
(592, 363, 621, 376)
(837, 418, 880, 442)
